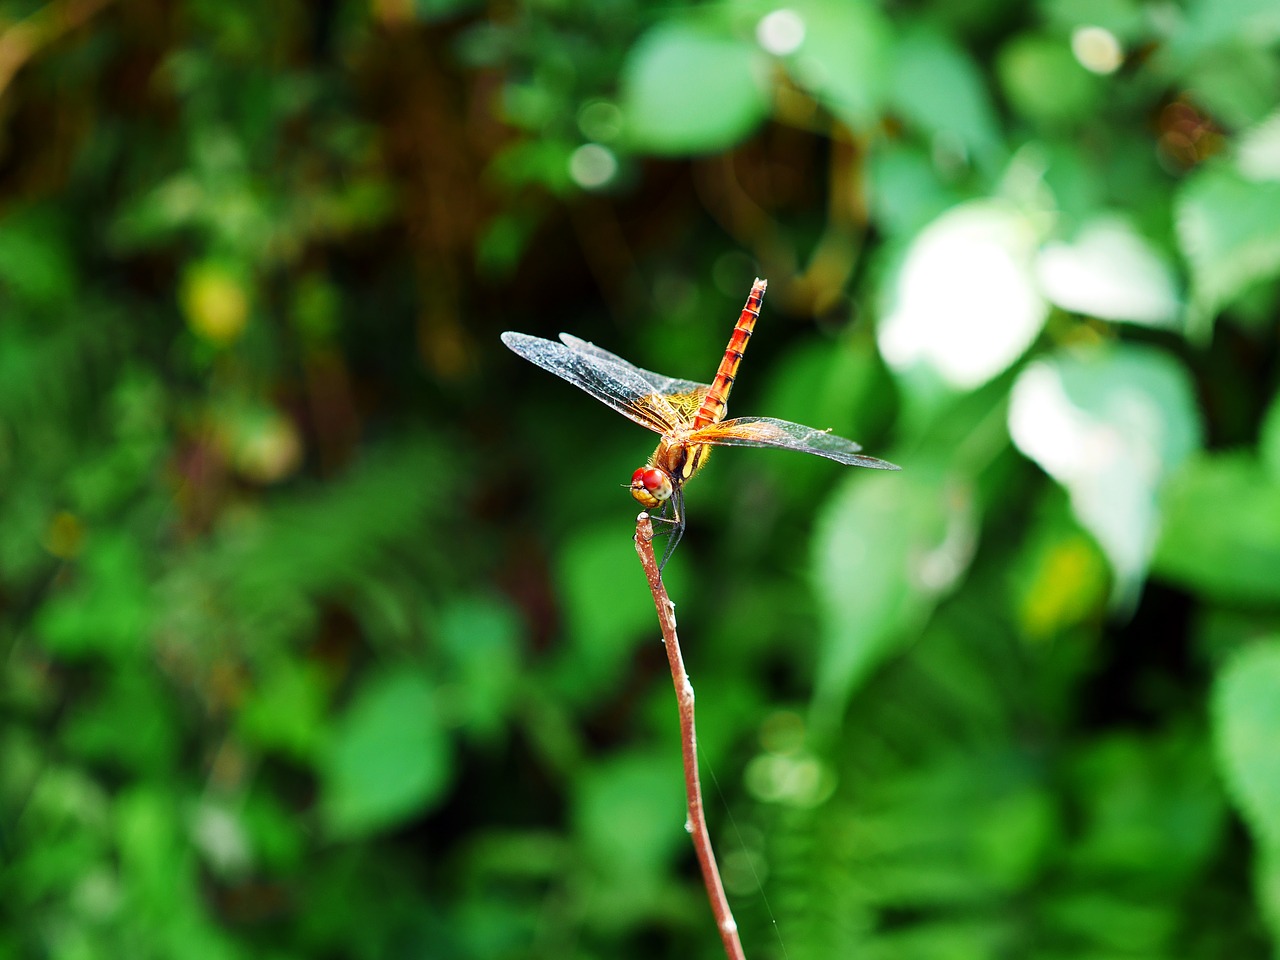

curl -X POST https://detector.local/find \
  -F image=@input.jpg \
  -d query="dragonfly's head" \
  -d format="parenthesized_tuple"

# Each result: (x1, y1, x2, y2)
(630, 466, 673, 509)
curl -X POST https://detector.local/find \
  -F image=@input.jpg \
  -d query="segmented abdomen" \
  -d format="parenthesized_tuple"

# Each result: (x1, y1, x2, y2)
(692, 277, 766, 429)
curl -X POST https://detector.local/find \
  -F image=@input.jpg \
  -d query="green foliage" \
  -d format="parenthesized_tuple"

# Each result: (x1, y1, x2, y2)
(621, 23, 770, 156)
(1155, 454, 1280, 603)
(811, 462, 976, 730)
(1215, 642, 1280, 851)
(322, 668, 452, 837)
(1011, 343, 1203, 603)
(1214, 641, 1280, 946)
(2, 0, 1280, 958)
(783, 0, 891, 126)
(1178, 160, 1280, 337)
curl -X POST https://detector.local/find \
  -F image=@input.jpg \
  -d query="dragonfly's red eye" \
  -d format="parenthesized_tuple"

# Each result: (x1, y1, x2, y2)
(631, 467, 672, 508)
(635, 467, 668, 493)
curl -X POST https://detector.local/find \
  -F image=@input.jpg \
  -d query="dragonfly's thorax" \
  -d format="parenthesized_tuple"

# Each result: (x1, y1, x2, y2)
(659, 436, 712, 484)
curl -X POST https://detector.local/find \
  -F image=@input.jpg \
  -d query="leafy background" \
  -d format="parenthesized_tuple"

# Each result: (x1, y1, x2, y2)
(3, 0, 1280, 958)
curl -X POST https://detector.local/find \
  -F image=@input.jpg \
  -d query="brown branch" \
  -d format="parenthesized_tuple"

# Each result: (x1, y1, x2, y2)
(634, 513, 746, 960)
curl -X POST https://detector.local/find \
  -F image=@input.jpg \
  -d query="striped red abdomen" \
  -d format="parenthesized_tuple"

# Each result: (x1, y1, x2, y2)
(692, 278, 766, 429)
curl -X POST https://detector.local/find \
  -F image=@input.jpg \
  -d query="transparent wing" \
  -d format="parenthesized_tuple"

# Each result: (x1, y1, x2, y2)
(557, 333, 710, 398)
(501, 331, 683, 435)
(687, 416, 902, 469)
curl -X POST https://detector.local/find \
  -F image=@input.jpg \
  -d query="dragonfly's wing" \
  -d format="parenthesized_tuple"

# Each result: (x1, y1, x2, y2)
(687, 416, 902, 470)
(501, 332, 683, 435)
(558, 333, 710, 398)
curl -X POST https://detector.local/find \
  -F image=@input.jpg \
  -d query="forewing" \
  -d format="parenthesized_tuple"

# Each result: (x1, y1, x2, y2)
(501, 332, 681, 434)
(558, 333, 710, 398)
(688, 416, 902, 470)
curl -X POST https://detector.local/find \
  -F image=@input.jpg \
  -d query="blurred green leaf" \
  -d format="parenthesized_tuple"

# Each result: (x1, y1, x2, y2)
(34, 532, 153, 658)
(879, 200, 1047, 391)
(997, 34, 1101, 128)
(1171, 0, 1280, 59)
(555, 523, 655, 700)
(1261, 849, 1280, 953)
(13, 764, 111, 900)
(322, 669, 451, 838)
(1153, 453, 1280, 603)
(0, 206, 76, 307)
(1181, 41, 1280, 130)
(811, 464, 976, 727)
(115, 786, 187, 902)
(160, 439, 453, 652)
(621, 23, 769, 155)
(1040, 890, 1177, 954)
(889, 29, 1002, 167)
(438, 596, 522, 740)
(572, 751, 684, 921)
(61, 666, 178, 774)
(1262, 389, 1280, 479)
(868, 141, 959, 237)
(1213, 640, 1280, 851)
(1066, 732, 1224, 883)
(237, 660, 329, 762)
(1042, 0, 1148, 41)
(116, 786, 241, 960)
(240, 788, 306, 873)
(851, 920, 1013, 960)
(1176, 163, 1280, 338)
(970, 787, 1058, 891)
(784, 0, 891, 127)
(1035, 215, 1181, 328)
(1237, 109, 1280, 181)
(1012, 494, 1110, 640)
(1009, 344, 1203, 604)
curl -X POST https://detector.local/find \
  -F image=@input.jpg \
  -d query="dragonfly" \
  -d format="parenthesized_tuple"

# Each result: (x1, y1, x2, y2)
(501, 278, 900, 567)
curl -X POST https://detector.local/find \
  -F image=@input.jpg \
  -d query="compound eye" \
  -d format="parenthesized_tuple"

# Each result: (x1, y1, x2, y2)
(630, 467, 673, 507)
(635, 467, 665, 494)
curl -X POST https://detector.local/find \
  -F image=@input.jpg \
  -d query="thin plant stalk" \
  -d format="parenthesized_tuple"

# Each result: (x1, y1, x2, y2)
(634, 513, 746, 960)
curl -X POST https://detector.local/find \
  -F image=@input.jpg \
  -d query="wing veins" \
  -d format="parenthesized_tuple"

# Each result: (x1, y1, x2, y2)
(557, 333, 711, 398)
(686, 416, 902, 469)
(501, 332, 683, 434)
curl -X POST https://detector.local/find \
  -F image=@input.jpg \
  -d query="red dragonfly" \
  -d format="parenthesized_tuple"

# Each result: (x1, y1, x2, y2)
(502, 278, 900, 566)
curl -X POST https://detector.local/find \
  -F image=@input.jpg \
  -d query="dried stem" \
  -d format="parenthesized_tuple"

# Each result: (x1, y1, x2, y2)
(634, 513, 746, 960)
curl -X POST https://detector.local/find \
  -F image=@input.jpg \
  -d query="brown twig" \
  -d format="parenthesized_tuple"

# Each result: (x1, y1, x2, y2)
(634, 513, 746, 960)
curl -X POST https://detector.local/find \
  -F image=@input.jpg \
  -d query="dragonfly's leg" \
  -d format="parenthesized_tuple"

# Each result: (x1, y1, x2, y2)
(640, 488, 684, 571)
(657, 487, 685, 573)
(641, 512, 673, 551)
(645, 488, 682, 528)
